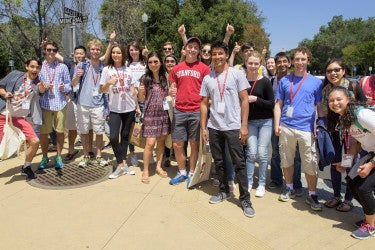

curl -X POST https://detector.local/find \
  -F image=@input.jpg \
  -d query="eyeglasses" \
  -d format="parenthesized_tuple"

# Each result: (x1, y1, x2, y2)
(148, 60, 160, 64)
(326, 68, 342, 74)
(46, 48, 58, 53)
(163, 47, 172, 51)
(165, 60, 176, 64)
(202, 49, 211, 54)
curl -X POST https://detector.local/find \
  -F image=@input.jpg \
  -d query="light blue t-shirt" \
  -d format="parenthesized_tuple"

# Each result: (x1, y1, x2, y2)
(275, 73, 322, 132)
(200, 67, 250, 131)
(74, 61, 104, 107)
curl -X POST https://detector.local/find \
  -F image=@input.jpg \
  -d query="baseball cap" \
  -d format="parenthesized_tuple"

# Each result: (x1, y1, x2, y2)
(186, 37, 201, 47)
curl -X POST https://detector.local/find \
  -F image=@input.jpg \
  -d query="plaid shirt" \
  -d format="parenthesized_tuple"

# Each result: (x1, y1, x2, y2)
(39, 60, 71, 111)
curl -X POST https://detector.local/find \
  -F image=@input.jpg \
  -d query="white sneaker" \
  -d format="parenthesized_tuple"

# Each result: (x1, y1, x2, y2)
(96, 157, 108, 167)
(123, 165, 135, 175)
(129, 154, 138, 167)
(255, 185, 266, 197)
(109, 166, 126, 179)
(248, 184, 253, 192)
(78, 157, 90, 168)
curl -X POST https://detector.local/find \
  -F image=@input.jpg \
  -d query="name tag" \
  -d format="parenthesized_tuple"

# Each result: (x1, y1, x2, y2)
(22, 99, 31, 109)
(341, 154, 353, 168)
(286, 105, 294, 118)
(93, 88, 99, 96)
(217, 102, 225, 114)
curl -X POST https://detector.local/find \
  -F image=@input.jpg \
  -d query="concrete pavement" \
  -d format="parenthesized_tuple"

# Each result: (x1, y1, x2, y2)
(0, 144, 373, 249)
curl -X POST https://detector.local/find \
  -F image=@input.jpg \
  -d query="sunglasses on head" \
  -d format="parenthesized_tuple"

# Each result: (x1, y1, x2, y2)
(46, 48, 58, 53)
(326, 68, 342, 74)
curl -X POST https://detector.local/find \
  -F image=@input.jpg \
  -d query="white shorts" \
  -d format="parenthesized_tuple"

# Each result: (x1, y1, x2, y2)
(76, 105, 105, 135)
(65, 100, 77, 130)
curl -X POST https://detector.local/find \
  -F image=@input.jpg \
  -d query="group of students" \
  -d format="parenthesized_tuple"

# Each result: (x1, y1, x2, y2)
(0, 24, 374, 240)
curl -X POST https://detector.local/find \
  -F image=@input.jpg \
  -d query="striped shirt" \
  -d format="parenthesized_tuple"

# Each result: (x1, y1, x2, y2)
(39, 60, 71, 111)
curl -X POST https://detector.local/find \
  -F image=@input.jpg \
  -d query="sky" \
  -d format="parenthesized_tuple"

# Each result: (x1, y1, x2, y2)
(252, 0, 375, 56)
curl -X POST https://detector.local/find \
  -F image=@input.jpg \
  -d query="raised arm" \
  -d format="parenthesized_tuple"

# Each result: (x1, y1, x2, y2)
(178, 24, 188, 46)
(223, 24, 234, 44)
(229, 42, 241, 67)
(100, 31, 116, 63)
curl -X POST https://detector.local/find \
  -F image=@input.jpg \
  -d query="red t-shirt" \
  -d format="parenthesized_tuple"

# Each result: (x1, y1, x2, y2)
(168, 61, 210, 112)
(360, 76, 375, 105)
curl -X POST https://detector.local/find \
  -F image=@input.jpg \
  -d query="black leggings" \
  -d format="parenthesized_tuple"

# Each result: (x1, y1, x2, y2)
(109, 111, 135, 164)
(348, 168, 375, 215)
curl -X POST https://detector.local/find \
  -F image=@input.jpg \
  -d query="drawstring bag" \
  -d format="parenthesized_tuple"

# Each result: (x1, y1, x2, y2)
(0, 100, 26, 160)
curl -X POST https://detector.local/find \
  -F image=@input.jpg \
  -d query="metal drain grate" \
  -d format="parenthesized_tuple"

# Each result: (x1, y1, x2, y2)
(28, 161, 112, 189)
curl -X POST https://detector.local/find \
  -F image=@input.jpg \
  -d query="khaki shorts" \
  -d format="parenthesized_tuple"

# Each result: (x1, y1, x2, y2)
(279, 126, 319, 176)
(39, 108, 66, 134)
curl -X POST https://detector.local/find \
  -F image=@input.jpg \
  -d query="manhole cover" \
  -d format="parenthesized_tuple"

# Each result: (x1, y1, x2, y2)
(28, 161, 112, 189)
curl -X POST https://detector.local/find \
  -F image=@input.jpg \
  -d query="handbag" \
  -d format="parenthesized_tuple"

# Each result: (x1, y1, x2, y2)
(165, 96, 173, 149)
(129, 120, 146, 149)
(0, 100, 26, 160)
(187, 134, 213, 188)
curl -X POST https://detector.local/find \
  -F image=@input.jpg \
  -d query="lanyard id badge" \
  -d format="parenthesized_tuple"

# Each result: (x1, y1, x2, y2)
(93, 88, 99, 96)
(217, 102, 225, 114)
(286, 105, 294, 117)
(22, 99, 31, 109)
(341, 129, 353, 168)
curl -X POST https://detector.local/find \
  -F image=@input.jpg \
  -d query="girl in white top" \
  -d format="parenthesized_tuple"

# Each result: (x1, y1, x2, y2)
(100, 44, 140, 179)
(126, 41, 147, 167)
(328, 86, 375, 240)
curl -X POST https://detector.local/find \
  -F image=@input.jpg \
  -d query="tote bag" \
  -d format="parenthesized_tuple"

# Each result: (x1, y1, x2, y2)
(0, 100, 26, 160)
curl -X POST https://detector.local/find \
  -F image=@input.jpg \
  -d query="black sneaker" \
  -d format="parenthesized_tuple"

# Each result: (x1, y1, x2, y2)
(102, 142, 112, 150)
(21, 166, 37, 181)
(241, 200, 255, 217)
(209, 192, 230, 204)
(88, 151, 95, 159)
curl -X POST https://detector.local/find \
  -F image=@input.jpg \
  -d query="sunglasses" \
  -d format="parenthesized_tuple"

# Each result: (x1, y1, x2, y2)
(202, 49, 211, 54)
(163, 47, 172, 51)
(46, 48, 58, 53)
(165, 59, 176, 64)
(148, 60, 160, 64)
(326, 68, 342, 74)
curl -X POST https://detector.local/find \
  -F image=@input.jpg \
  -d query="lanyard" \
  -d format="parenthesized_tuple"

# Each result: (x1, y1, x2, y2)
(90, 64, 99, 86)
(22, 74, 32, 98)
(289, 73, 308, 102)
(248, 76, 259, 95)
(344, 129, 351, 153)
(215, 68, 229, 101)
(115, 66, 125, 86)
(44, 61, 57, 84)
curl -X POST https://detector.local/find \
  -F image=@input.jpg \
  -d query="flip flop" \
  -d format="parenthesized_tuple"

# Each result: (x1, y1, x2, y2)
(336, 201, 353, 212)
(156, 168, 168, 178)
(141, 172, 150, 184)
(64, 149, 79, 161)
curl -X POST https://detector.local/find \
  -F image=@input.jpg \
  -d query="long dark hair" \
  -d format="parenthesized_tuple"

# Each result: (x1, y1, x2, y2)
(106, 44, 127, 68)
(126, 41, 145, 66)
(142, 51, 168, 91)
(327, 86, 366, 130)
(323, 58, 346, 88)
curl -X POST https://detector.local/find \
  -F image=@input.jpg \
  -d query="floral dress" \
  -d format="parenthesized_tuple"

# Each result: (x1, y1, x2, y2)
(142, 80, 171, 138)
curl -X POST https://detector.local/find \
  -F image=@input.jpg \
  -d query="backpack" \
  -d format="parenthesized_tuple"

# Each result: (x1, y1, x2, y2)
(354, 106, 375, 132)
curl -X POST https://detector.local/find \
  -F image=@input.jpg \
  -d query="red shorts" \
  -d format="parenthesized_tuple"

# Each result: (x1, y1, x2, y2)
(0, 114, 37, 142)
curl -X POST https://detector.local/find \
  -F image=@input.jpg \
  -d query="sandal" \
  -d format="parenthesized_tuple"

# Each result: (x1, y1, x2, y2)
(64, 149, 79, 161)
(155, 168, 168, 178)
(336, 200, 353, 212)
(324, 197, 342, 208)
(141, 172, 150, 184)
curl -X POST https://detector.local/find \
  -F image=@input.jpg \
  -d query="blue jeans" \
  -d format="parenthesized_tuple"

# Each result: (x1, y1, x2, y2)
(270, 125, 302, 188)
(246, 119, 272, 186)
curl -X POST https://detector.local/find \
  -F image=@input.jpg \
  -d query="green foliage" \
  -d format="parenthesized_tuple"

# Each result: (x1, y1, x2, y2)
(98, 0, 268, 59)
(299, 15, 375, 74)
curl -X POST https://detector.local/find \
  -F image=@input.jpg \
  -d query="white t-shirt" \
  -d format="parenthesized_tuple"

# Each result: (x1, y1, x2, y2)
(128, 61, 146, 88)
(351, 108, 375, 152)
(99, 66, 135, 113)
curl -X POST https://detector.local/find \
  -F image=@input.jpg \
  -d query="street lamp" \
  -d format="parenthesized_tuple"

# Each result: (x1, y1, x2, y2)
(142, 13, 148, 45)
(8, 60, 14, 71)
